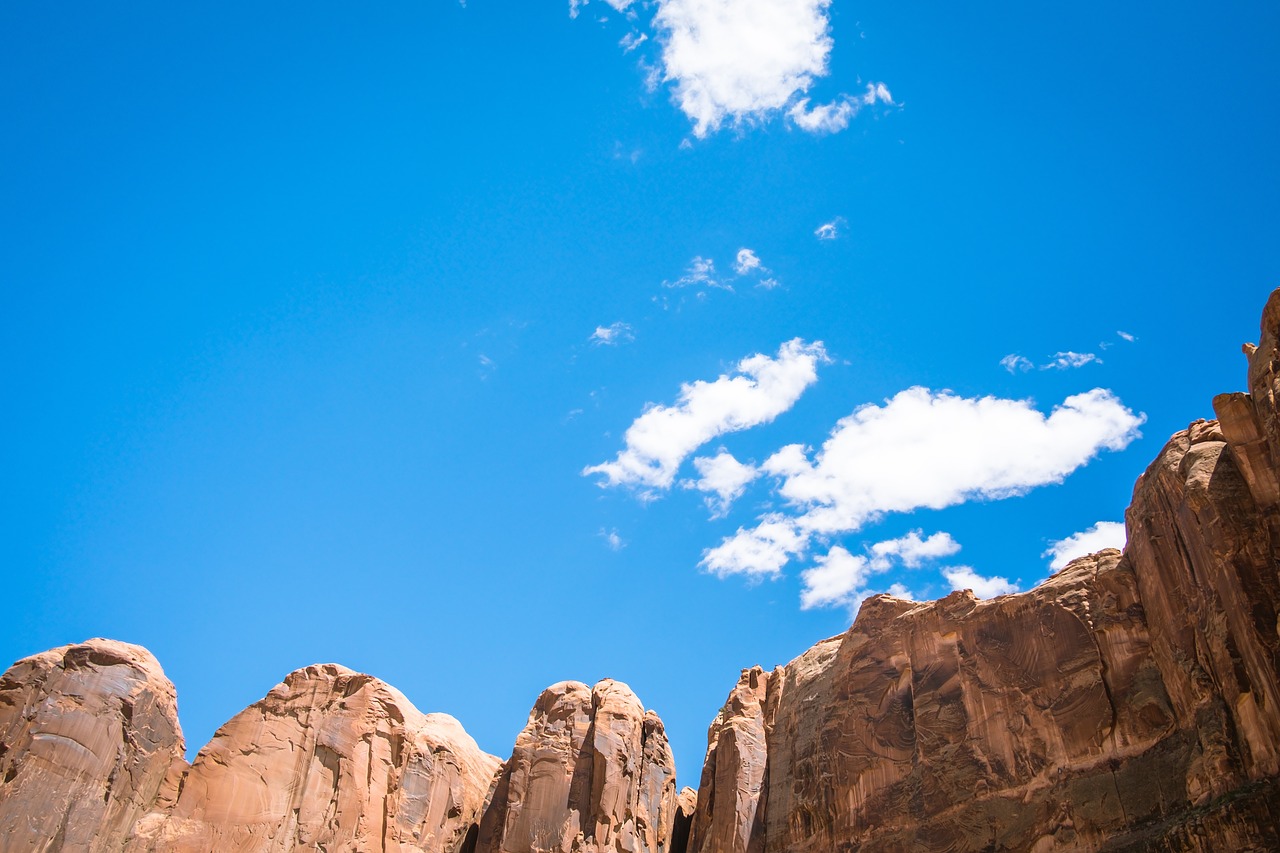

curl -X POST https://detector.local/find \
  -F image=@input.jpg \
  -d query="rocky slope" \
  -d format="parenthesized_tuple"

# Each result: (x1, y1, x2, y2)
(4, 288, 1280, 851)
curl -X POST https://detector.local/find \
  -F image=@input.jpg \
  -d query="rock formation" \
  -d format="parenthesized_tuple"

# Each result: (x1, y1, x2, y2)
(6, 289, 1280, 851)
(0, 639, 184, 852)
(474, 679, 678, 853)
(127, 663, 501, 853)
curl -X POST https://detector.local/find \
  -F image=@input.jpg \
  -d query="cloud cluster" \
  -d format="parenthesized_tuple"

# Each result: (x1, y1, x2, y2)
(664, 248, 776, 294)
(1001, 351, 1102, 373)
(798, 530, 959, 610)
(702, 387, 1145, 577)
(941, 566, 1019, 598)
(583, 338, 828, 491)
(1044, 520, 1126, 571)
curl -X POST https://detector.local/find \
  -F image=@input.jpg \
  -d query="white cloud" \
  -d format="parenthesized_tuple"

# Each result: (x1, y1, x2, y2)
(800, 546, 872, 609)
(942, 565, 1019, 598)
(1000, 354, 1033, 373)
(702, 387, 1144, 576)
(814, 218, 843, 240)
(734, 248, 763, 275)
(664, 255, 724, 290)
(590, 322, 635, 346)
(653, 0, 840, 137)
(787, 98, 857, 134)
(584, 338, 828, 492)
(1043, 351, 1100, 370)
(757, 277, 780, 290)
(600, 528, 627, 551)
(869, 529, 960, 570)
(1117, 331, 1136, 342)
(684, 450, 760, 518)
(620, 31, 648, 52)
(570, 0, 634, 18)
(788, 84, 894, 134)
(1044, 520, 1126, 571)
(799, 529, 957, 610)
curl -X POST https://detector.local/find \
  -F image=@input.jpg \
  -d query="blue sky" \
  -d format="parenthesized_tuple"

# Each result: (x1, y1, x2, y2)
(2, 1, 1277, 786)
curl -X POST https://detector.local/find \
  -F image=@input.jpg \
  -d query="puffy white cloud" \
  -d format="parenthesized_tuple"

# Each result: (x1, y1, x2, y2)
(734, 248, 763, 275)
(584, 339, 828, 492)
(653, 0, 839, 137)
(1000, 354, 1033, 373)
(800, 546, 872, 609)
(1044, 520, 1126, 571)
(1043, 351, 1101, 370)
(664, 255, 724, 290)
(590, 322, 635, 346)
(702, 387, 1144, 576)
(942, 566, 1019, 598)
(814, 219, 842, 240)
(869, 529, 960, 570)
(799, 529, 957, 609)
(788, 83, 894, 134)
(685, 450, 760, 518)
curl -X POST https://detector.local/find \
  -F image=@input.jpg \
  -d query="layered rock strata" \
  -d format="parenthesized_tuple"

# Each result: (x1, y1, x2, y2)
(474, 679, 678, 853)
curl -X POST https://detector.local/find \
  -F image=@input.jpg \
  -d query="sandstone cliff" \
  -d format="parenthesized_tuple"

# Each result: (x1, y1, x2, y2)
(5, 290, 1280, 852)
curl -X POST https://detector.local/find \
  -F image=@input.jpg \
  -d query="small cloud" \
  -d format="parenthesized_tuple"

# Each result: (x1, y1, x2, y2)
(1117, 331, 1136, 343)
(600, 528, 626, 551)
(814, 218, 845, 240)
(1043, 521, 1126, 571)
(734, 248, 763, 276)
(620, 31, 647, 52)
(757, 277, 780, 290)
(798, 530, 957, 611)
(942, 566, 1019, 598)
(663, 256, 725, 290)
(1000, 354, 1034, 373)
(1042, 351, 1101, 370)
(683, 450, 760, 518)
(590, 322, 635, 346)
(788, 98, 857, 134)
(570, 0, 632, 18)
(868, 530, 960, 571)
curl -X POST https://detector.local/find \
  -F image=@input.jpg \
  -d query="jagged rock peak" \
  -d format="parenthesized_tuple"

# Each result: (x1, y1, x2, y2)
(475, 677, 678, 853)
(0, 638, 185, 852)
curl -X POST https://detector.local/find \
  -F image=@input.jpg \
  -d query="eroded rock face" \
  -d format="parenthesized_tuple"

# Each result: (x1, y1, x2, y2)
(475, 679, 677, 853)
(688, 288, 1280, 851)
(127, 663, 501, 853)
(0, 639, 185, 852)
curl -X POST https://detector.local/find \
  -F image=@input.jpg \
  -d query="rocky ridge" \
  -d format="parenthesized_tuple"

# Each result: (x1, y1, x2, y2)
(4, 289, 1280, 851)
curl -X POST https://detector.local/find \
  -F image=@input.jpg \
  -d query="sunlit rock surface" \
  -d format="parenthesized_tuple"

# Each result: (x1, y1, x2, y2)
(474, 678, 678, 853)
(0, 639, 185, 852)
(127, 664, 501, 853)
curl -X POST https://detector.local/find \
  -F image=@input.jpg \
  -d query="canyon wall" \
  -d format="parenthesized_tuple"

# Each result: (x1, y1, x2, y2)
(4, 289, 1280, 850)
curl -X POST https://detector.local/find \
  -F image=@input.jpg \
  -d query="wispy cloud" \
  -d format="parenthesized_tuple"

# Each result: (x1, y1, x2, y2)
(1000, 354, 1034, 373)
(590, 322, 635, 346)
(1044, 521, 1126, 571)
(814, 218, 844, 240)
(1117, 331, 1136, 342)
(600, 528, 627, 551)
(1043, 351, 1100, 370)
(734, 248, 763, 275)
(701, 387, 1144, 577)
(663, 255, 724, 290)
(584, 339, 828, 492)
(788, 83, 894, 134)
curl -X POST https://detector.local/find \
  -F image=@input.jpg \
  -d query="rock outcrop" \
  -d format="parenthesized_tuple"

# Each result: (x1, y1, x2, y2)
(126, 663, 501, 853)
(0, 639, 185, 852)
(6, 289, 1280, 851)
(474, 679, 678, 853)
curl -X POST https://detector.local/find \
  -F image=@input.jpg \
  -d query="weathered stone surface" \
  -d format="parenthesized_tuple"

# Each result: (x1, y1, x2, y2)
(0, 638, 185, 852)
(474, 679, 677, 853)
(686, 288, 1280, 852)
(127, 663, 501, 853)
